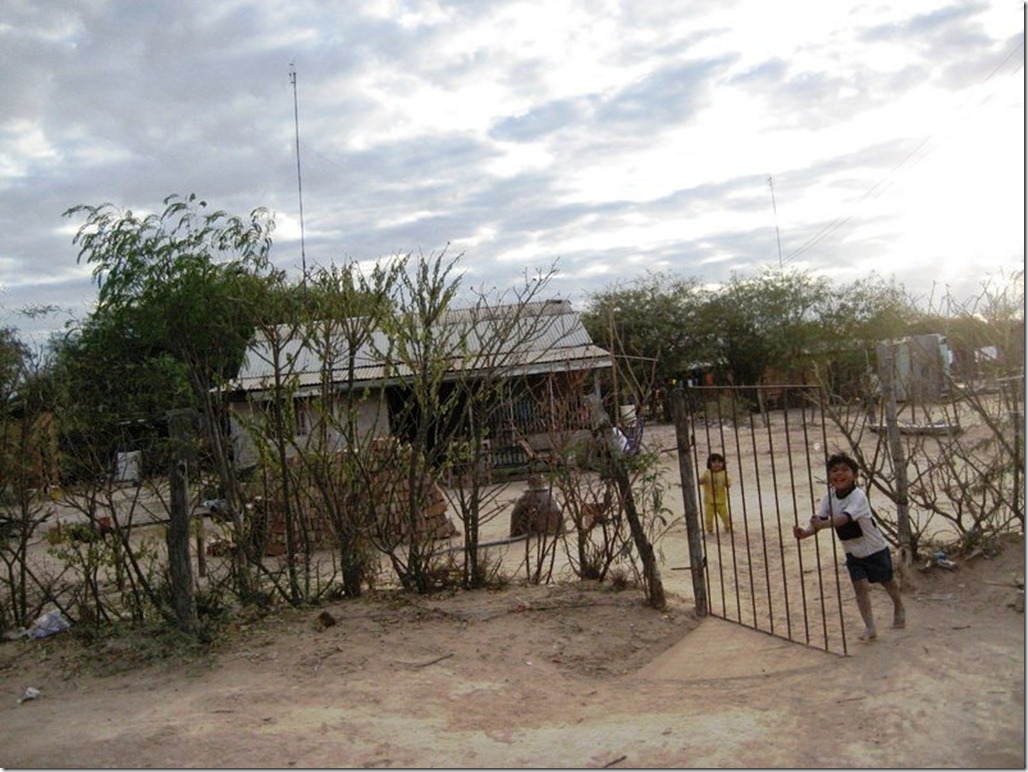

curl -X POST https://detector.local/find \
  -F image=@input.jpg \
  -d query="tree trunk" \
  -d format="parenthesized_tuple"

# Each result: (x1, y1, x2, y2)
(588, 398, 666, 610)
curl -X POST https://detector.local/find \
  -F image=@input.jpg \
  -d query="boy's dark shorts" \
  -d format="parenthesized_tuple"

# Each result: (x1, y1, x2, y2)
(845, 547, 894, 584)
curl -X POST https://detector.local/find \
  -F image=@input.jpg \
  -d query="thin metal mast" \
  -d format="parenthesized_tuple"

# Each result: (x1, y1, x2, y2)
(768, 175, 783, 269)
(290, 62, 308, 280)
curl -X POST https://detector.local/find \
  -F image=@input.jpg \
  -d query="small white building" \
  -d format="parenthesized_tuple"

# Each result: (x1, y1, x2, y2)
(223, 300, 613, 470)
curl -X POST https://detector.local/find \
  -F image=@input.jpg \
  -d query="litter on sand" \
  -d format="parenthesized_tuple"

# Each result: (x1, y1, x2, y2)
(17, 687, 41, 705)
(26, 609, 72, 639)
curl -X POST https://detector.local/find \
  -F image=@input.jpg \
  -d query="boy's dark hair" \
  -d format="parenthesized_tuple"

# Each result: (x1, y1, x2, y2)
(707, 452, 726, 469)
(826, 453, 858, 473)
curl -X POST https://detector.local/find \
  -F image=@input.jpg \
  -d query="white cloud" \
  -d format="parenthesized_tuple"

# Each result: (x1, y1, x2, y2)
(0, 0, 1022, 343)
(0, 121, 59, 179)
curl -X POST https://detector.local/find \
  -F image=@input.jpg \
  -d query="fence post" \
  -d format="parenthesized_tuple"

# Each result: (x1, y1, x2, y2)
(880, 345, 912, 573)
(671, 387, 707, 616)
(166, 408, 198, 633)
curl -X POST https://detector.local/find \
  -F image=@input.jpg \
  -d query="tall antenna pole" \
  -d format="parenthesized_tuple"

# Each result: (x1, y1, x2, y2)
(290, 62, 308, 282)
(768, 174, 783, 269)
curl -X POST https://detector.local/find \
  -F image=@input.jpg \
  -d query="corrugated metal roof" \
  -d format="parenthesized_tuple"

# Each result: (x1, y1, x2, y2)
(228, 300, 612, 397)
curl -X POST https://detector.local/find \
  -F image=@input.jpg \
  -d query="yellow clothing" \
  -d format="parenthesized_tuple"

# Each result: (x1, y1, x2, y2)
(699, 469, 731, 533)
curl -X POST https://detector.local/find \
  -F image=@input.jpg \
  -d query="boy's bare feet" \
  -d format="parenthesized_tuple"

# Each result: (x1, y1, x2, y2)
(858, 627, 877, 641)
(892, 609, 906, 629)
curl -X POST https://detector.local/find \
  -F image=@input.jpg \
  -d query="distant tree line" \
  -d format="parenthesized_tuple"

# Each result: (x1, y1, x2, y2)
(580, 268, 1024, 412)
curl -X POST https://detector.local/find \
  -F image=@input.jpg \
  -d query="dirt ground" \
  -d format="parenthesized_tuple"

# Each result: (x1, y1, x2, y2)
(0, 425, 1024, 769)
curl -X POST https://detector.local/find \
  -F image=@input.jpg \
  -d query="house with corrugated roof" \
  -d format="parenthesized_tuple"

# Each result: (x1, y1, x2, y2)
(223, 299, 613, 471)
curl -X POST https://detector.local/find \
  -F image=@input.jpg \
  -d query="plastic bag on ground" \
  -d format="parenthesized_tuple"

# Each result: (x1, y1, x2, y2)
(26, 609, 71, 639)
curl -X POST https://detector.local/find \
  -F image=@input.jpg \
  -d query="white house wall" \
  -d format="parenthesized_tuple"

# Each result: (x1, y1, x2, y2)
(229, 389, 391, 469)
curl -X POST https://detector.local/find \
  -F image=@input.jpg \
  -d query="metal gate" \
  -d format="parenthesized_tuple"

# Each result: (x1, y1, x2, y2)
(680, 384, 851, 655)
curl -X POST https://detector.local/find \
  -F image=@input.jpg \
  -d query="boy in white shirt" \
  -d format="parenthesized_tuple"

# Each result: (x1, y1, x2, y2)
(794, 453, 906, 641)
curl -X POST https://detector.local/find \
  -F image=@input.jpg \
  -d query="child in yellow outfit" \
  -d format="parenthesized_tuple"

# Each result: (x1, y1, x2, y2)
(699, 452, 732, 535)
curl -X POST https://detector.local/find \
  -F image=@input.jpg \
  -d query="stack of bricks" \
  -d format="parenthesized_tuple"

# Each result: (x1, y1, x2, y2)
(254, 438, 456, 557)
(373, 474, 454, 543)
(256, 494, 330, 558)
(364, 437, 456, 544)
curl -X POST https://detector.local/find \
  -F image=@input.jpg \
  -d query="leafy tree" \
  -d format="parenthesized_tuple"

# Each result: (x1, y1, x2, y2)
(63, 194, 279, 601)
(0, 328, 24, 397)
(813, 273, 919, 399)
(62, 193, 278, 462)
(65, 193, 276, 383)
(583, 271, 710, 416)
(49, 316, 193, 481)
(585, 267, 923, 413)
(703, 268, 833, 388)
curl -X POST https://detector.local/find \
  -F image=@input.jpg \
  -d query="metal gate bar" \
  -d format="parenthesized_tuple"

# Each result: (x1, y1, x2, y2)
(685, 384, 850, 656)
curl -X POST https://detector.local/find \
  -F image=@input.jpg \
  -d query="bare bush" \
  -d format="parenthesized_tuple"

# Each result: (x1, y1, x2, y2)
(821, 275, 1024, 557)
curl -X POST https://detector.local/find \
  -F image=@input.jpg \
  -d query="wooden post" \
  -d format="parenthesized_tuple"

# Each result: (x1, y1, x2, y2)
(195, 515, 207, 578)
(671, 387, 707, 616)
(880, 345, 912, 573)
(166, 408, 197, 633)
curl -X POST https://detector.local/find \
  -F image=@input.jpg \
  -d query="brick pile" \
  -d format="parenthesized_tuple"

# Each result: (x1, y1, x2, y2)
(253, 438, 456, 557)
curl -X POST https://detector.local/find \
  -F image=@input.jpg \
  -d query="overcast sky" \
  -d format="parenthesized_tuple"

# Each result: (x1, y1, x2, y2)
(1, 0, 1024, 344)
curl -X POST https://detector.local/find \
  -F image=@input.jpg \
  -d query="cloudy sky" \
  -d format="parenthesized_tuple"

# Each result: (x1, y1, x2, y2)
(1, 0, 1023, 344)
